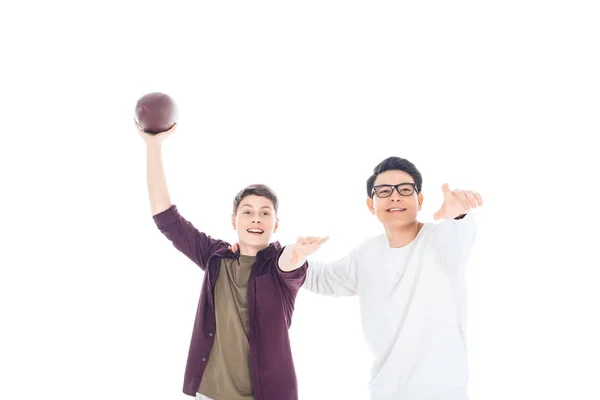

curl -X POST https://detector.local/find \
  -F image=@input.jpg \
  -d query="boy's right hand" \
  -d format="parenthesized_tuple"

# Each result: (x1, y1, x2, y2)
(278, 236, 329, 272)
(288, 236, 329, 265)
(228, 236, 329, 268)
(135, 119, 177, 146)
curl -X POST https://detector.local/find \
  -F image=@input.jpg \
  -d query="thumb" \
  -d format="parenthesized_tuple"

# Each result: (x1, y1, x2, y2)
(433, 209, 443, 220)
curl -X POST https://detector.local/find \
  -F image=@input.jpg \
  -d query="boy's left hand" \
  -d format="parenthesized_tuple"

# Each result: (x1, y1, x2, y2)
(433, 183, 483, 220)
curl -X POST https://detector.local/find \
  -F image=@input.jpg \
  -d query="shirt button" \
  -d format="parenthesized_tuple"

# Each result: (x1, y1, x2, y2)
(202, 357, 207, 362)
(209, 333, 214, 337)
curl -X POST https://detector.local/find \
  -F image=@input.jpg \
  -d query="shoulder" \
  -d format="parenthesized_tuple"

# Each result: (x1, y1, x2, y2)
(353, 234, 385, 258)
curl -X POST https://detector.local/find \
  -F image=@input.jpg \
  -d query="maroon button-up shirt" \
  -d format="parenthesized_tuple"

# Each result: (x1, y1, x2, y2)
(153, 205, 307, 399)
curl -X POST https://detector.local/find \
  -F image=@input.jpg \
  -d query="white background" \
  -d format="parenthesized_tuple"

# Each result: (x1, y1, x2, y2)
(1, 1, 599, 399)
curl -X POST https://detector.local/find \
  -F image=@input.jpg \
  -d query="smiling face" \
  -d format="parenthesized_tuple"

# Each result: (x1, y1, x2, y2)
(366, 169, 424, 228)
(231, 195, 278, 253)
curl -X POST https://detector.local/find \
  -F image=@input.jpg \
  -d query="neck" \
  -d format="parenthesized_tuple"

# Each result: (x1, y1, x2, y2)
(383, 220, 423, 248)
(238, 242, 269, 257)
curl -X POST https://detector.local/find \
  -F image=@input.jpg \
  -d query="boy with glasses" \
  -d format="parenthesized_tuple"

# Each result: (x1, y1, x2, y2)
(302, 156, 483, 400)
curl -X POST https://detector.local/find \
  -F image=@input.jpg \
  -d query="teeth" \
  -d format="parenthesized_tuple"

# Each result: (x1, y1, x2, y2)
(248, 229, 263, 233)
(389, 208, 405, 211)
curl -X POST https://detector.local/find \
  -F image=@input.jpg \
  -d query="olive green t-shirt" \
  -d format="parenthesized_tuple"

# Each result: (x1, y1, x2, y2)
(198, 255, 256, 400)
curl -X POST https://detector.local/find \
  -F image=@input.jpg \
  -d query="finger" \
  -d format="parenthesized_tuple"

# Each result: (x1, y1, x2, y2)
(454, 190, 472, 211)
(465, 191, 478, 208)
(441, 183, 452, 196)
(313, 236, 326, 245)
(164, 123, 177, 134)
(156, 123, 177, 136)
(433, 209, 443, 220)
(308, 237, 323, 246)
(474, 192, 483, 206)
(306, 236, 327, 246)
(309, 237, 328, 247)
(134, 119, 145, 133)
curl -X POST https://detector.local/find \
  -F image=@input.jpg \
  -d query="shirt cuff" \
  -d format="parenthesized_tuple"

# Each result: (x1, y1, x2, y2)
(152, 205, 179, 228)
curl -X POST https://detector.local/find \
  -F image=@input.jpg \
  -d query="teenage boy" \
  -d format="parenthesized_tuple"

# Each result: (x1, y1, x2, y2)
(137, 123, 327, 400)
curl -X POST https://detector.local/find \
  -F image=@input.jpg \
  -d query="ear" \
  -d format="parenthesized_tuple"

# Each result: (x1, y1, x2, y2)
(273, 218, 279, 233)
(231, 214, 237, 230)
(417, 192, 424, 211)
(366, 196, 376, 215)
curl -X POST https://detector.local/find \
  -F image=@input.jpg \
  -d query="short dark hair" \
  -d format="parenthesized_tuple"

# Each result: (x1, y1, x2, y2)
(233, 184, 279, 214)
(366, 156, 423, 197)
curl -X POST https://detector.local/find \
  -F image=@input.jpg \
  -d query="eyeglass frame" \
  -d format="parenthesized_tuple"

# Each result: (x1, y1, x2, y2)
(371, 182, 419, 198)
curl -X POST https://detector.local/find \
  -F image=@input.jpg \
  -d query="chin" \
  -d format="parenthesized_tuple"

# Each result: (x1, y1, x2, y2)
(378, 215, 415, 226)
(241, 235, 271, 247)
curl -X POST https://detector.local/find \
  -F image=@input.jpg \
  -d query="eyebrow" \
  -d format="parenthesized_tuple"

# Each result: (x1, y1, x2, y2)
(240, 204, 273, 210)
(375, 181, 415, 186)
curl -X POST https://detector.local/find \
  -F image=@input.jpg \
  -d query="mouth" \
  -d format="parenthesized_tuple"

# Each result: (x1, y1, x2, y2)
(247, 228, 264, 235)
(386, 207, 407, 213)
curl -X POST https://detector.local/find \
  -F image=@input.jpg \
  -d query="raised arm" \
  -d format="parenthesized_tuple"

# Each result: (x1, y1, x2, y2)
(138, 122, 176, 216)
(138, 123, 226, 270)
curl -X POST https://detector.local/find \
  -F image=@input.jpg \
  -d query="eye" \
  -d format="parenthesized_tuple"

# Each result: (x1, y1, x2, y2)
(243, 211, 251, 215)
(262, 212, 270, 216)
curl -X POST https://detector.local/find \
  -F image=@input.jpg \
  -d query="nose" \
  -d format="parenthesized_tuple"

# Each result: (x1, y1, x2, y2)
(390, 189, 404, 202)
(252, 218, 262, 224)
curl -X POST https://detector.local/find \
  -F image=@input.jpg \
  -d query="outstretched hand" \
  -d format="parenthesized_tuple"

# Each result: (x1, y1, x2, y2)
(287, 236, 329, 265)
(433, 183, 483, 220)
(229, 236, 330, 271)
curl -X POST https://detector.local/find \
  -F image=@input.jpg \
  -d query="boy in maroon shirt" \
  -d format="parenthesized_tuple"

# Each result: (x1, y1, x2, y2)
(137, 123, 327, 400)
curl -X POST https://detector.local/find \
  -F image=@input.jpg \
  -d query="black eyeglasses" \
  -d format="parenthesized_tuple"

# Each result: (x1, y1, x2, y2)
(371, 183, 418, 198)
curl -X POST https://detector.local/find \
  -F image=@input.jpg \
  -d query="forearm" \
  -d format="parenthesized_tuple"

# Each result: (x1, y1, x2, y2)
(302, 258, 358, 297)
(436, 211, 476, 280)
(146, 144, 172, 216)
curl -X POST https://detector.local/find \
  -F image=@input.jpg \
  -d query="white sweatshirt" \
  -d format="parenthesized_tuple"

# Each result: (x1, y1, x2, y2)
(304, 214, 476, 400)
